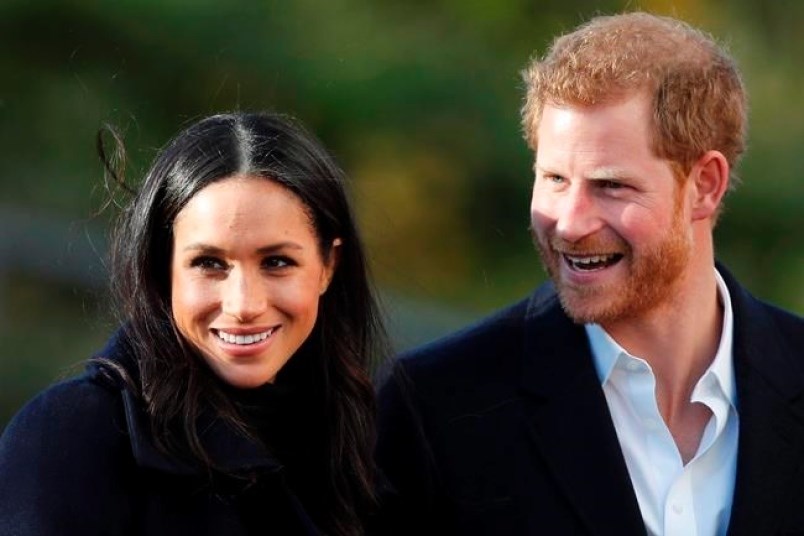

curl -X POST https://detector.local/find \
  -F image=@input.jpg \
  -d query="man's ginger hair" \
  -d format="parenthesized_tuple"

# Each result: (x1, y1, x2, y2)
(521, 12, 747, 185)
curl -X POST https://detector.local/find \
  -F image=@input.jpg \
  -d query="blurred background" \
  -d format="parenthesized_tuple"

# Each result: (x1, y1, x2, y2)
(1, 0, 802, 430)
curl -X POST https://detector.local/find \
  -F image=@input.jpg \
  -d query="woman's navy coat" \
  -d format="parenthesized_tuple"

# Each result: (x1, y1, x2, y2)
(0, 332, 322, 535)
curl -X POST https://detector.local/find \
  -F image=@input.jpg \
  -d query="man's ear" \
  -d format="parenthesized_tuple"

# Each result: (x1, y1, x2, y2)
(320, 238, 342, 295)
(689, 150, 730, 221)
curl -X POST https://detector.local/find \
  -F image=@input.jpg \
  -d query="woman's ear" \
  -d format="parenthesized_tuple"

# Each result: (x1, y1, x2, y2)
(319, 238, 342, 295)
(689, 150, 730, 221)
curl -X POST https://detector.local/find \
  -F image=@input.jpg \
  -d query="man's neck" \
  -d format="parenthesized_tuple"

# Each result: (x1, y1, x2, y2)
(604, 275, 721, 382)
(601, 261, 724, 463)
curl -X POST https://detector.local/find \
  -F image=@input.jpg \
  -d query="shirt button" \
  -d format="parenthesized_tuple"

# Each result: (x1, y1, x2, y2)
(672, 504, 683, 515)
(626, 361, 641, 372)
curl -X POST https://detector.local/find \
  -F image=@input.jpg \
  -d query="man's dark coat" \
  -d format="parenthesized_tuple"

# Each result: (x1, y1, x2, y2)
(376, 266, 804, 535)
(0, 332, 322, 536)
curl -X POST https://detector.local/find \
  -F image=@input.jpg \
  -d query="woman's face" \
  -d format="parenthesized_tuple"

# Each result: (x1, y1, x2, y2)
(170, 175, 338, 388)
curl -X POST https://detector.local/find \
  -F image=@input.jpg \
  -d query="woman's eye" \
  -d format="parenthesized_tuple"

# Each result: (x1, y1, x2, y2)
(190, 256, 227, 271)
(263, 256, 295, 270)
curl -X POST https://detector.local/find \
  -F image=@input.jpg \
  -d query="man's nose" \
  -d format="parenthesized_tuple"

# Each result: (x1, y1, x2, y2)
(549, 184, 605, 243)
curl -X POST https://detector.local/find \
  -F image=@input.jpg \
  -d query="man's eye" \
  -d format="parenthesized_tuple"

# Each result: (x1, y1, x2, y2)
(600, 180, 625, 190)
(190, 256, 227, 270)
(544, 174, 565, 184)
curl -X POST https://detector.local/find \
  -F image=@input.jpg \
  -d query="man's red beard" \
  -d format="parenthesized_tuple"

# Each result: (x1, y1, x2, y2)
(532, 201, 691, 326)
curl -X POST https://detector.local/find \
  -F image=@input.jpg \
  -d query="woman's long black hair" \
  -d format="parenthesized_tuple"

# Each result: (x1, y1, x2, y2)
(101, 112, 388, 535)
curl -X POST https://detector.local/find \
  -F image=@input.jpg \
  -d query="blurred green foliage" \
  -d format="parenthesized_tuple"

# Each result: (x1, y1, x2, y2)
(1, 0, 802, 429)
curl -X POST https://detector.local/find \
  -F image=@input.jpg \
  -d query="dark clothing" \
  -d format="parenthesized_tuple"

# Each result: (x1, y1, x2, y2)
(376, 266, 804, 535)
(0, 330, 323, 535)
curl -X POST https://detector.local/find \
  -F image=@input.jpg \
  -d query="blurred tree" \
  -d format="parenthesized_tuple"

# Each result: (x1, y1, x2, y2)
(0, 0, 801, 430)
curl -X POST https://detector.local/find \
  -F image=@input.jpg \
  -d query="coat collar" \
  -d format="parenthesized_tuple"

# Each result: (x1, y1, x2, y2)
(119, 389, 282, 476)
(718, 265, 804, 535)
(515, 265, 804, 535)
(518, 283, 646, 535)
(89, 329, 282, 477)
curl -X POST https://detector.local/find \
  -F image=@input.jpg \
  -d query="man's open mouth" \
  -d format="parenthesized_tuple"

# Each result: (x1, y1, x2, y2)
(563, 253, 623, 271)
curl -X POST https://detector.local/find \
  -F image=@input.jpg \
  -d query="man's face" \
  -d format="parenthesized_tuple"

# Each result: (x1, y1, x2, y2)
(530, 91, 693, 326)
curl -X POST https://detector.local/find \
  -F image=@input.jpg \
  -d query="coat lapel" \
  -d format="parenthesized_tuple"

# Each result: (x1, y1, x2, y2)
(724, 273, 804, 535)
(518, 286, 646, 535)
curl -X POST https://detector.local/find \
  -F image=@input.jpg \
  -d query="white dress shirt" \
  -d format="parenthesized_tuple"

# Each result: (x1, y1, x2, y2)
(585, 270, 738, 536)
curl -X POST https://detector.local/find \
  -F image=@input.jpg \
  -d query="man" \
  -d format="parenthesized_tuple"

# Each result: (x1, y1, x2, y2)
(376, 12, 804, 536)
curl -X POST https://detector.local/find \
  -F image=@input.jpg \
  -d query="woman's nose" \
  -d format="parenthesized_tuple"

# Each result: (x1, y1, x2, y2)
(222, 268, 265, 322)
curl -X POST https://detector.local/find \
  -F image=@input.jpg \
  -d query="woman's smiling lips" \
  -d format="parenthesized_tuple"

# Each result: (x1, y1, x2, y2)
(211, 327, 280, 356)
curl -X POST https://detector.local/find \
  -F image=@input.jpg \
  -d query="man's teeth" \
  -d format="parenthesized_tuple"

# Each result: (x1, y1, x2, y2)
(217, 329, 274, 345)
(565, 253, 620, 270)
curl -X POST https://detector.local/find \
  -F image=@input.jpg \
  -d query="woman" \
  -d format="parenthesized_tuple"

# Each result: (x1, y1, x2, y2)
(0, 112, 388, 535)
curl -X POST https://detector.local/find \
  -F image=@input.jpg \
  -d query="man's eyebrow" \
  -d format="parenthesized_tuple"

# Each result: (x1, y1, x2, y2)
(534, 164, 559, 174)
(533, 165, 631, 180)
(586, 167, 630, 180)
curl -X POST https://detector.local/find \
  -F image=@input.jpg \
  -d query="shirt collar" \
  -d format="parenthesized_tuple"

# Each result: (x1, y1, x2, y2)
(585, 268, 736, 407)
(706, 269, 736, 406)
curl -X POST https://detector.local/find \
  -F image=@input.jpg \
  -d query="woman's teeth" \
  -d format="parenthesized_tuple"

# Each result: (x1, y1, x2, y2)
(216, 328, 275, 345)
